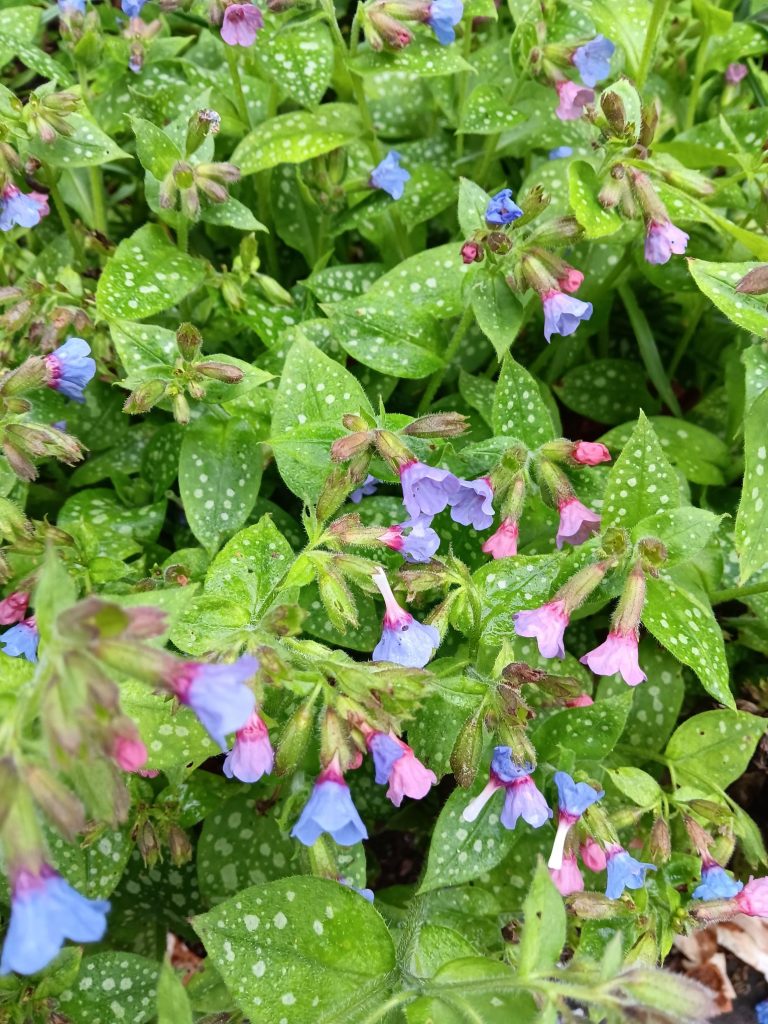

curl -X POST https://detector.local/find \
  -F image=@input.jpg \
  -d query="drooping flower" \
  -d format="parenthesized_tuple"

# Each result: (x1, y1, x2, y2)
(557, 266, 584, 293)
(550, 853, 584, 895)
(572, 35, 615, 87)
(580, 629, 646, 686)
(462, 747, 551, 830)
(44, 337, 96, 403)
(572, 441, 611, 466)
(367, 731, 436, 807)
(725, 62, 748, 85)
(692, 859, 743, 900)
(555, 80, 594, 120)
(379, 517, 440, 563)
(450, 477, 494, 530)
(350, 475, 379, 503)
(291, 754, 368, 847)
(604, 843, 656, 899)
(121, 0, 148, 15)
(371, 568, 439, 668)
(0, 186, 49, 233)
(580, 837, 607, 872)
(514, 599, 569, 659)
(644, 219, 689, 265)
(369, 151, 410, 200)
(0, 864, 109, 975)
(734, 877, 768, 917)
(223, 711, 274, 783)
(398, 460, 461, 519)
(0, 592, 29, 626)
(426, 0, 463, 45)
(221, 2, 264, 45)
(548, 146, 574, 160)
(485, 188, 523, 226)
(548, 771, 604, 870)
(542, 289, 593, 343)
(555, 497, 600, 549)
(169, 655, 257, 751)
(1, 617, 39, 663)
(482, 517, 519, 559)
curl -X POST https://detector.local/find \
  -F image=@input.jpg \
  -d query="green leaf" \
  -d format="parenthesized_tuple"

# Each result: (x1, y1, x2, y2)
(632, 507, 722, 566)
(457, 178, 491, 237)
(350, 36, 472, 76)
(688, 259, 768, 338)
(554, 359, 659, 425)
(642, 574, 733, 708)
(329, 301, 444, 378)
(420, 959, 538, 1023)
(131, 116, 181, 179)
(735, 389, 768, 582)
(608, 767, 662, 808)
(157, 961, 192, 1024)
(57, 488, 166, 561)
(205, 515, 294, 618)
(491, 354, 555, 446)
(109, 320, 178, 375)
(232, 104, 362, 175)
(57, 953, 160, 1024)
(200, 198, 267, 231)
(363, 243, 471, 319)
(568, 161, 621, 238)
(256, 22, 334, 108)
(0, 32, 71, 84)
(517, 861, 566, 976)
(476, 553, 564, 644)
(665, 710, 764, 791)
(601, 415, 731, 486)
(569, 0, 649, 75)
(618, 284, 682, 418)
(96, 225, 206, 321)
(459, 85, 525, 134)
(121, 681, 218, 769)
(471, 275, 525, 360)
(193, 877, 396, 1024)
(530, 692, 634, 762)
(270, 337, 374, 503)
(601, 412, 680, 530)
(179, 415, 262, 554)
(28, 113, 128, 167)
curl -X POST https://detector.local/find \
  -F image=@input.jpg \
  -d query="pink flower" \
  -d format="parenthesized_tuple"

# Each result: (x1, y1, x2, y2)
(513, 598, 569, 659)
(580, 629, 646, 686)
(0, 591, 29, 625)
(550, 853, 584, 895)
(112, 733, 148, 772)
(29, 192, 50, 219)
(572, 441, 611, 466)
(555, 80, 594, 120)
(223, 711, 274, 783)
(482, 518, 518, 559)
(221, 3, 264, 46)
(461, 241, 482, 264)
(385, 739, 437, 807)
(725, 62, 748, 85)
(644, 219, 689, 265)
(565, 693, 593, 708)
(556, 497, 601, 549)
(580, 837, 607, 872)
(735, 877, 768, 917)
(557, 266, 584, 293)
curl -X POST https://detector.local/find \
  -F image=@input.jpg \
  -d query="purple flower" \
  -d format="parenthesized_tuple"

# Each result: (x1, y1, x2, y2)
(371, 569, 439, 668)
(542, 289, 593, 342)
(223, 711, 274, 783)
(555, 80, 594, 120)
(461, 747, 551, 830)
(692, 860, 743, 900)
(549, 771, 603, 870)
(426, 0, 463, 45)
(605, 844, 656, 899)
(121, 0, 147, 14)
(380, 517, 440, 563)
(725, 62, 748, 85)
(368, 732, 404, 784)
(555, 497, 601, 549)
(44, 337, 96, 403)
(1, 617, 39, 663)
(644, 219, 689, 265)
(0, 864, 109, 975)
(513, 599, 569, 659)
(398, 460, 461, 518)
(367, 731, 435, 806)
(369, 151, 410, 200)
(350, 475, 379, 503)
(580, 629, 646, 686)
(291, 756, 368, 847)
(485, 188, 523, 226)
(0, 186, 48, 232)
(572, 35, 615, 87)
(171, 655, 257, 750)
(548, 146, 574, 160)
(58, 0, 85, 13)
(221, 3, 264, 46)
(450, 477, 494, 530)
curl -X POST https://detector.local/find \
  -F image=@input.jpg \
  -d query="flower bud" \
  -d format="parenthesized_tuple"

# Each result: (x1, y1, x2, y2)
(136, 818, 161, 866)
(342, 414, 370, 432)
(185, 108, 221, 157)
(600, 89, 626, 134)
(0, 498, 31, 540)
(167, 823, 193, 866)
(314, 557, 358, 632)
(1, 356, 49, 396)
(373, 429, 414, 471)
(367, 6, 413, 48)
(0, 759, 18, 833)
(172, 392, 191, 425)
(460, 241, 484, 264)
(255, 274, 294, 306)
(650, 817, 671, 861)
(402, 412, 469, 438)
(2, 442, 36, 482)
(274, 694, 318, 776)
(330, 430, 374, 462)
(450, 711, 484, 788)
(176, 322, 202, 361)
(194, 360, 244, 384)
(123, 379, 167, 414)
(736, 266, 768, 295)
(566, 891, 621, 918)
(527, 215, 584, 248)
(486, 231, 512, 255)
(26, 767, 85, 842)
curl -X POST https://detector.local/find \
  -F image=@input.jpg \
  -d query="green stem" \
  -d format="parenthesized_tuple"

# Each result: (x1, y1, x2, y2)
(711, 581, 768, 605)
(48, 179, 84, 266)
(636, 0, 670, 90)
(685, 26, 711, 129)
(418, 305, 475, 413)
(359, 990, 415, 1024)
(668, 294, 706, 377)
(618, 281, 682, 417)
(176, 219, 188, 253)
(225, 47, 251, 129)
(88, 166, 107, 235)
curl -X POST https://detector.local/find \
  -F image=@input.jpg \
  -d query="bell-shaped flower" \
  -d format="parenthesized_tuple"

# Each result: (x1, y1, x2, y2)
(542, 289, 593, 343)
(734, 877, 768, 917)
(572, 35, 615, 87)
(223, 711, 274, 783)
(644, 219, 689, 265)
(556, 497, 600, 548)
(548, 772, 604, 870)
(580, 629, 646, 686)
(379, 517, 440, 563)
(398, 460, 461, 518)
(451, 477, 494, 530)
(555, 80, 594, 120)
(371, 568, 439, 668)
(426, 0, 463, 45)
(514, 598, 570, 659)
(462, 747, 550, 831)
(44, 338, 96, 403)
(170, 655, 257, 751)
(0, 592, 29, 626)
(0, 186, 49, 232)
(291, 755, 368, 847)
(550, 853, 584, 896)
(482, 517, 519, 559)
(485, 188, 523, 226)
(604, 843, 655, 899)
(350, 475, 379, 503)
(1, 617, 39, 663)
(367, 731, 436, 807)
(580, 837, 607, 872)
(369, 151, 410, 200)
(692, 859, 743, 900)
(220, 2, 264, 46)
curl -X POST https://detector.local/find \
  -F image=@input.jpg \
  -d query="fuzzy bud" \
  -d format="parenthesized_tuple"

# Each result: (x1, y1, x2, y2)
(26, 767, 85, 842)
(402, 412, 469, 438)
(330, 430, 374, 462)
(124, 379, 167, 415)
(195, 360, 244, 384)
(650, 817, 671, 861)
(736, 266, 768, 295)
(274, 696, 317, 776)
(176, 322, 202, 360)
(450, 711, 484, 788)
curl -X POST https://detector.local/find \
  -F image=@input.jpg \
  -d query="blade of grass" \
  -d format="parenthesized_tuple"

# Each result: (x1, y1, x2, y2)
(618, 282, 683, 417)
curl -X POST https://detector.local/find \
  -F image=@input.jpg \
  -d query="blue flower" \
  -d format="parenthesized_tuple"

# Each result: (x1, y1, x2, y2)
(605, 844, 656, 899)
(292, 766, 368, 847)
(121, 0, 148, 15)
(381, 517, 441, 563)
(1, 619, 39, 663)
(44, 337, 97, 403)
(554, 771, 604, 820)
(172, 655, 258, 751)
(369, 151, 410, 200)
(485, 188, 523, 226)
(371, 568, 440, 668)
(572, 35, 615, 88)
(368, 732, 405, 784)
(548, 146, 573, 160)
(500, 776, 552, 830)
(542, 290, 593, 342)
(0, 865, 109, 975)
(450, 477, 494, 531)
(0, 186, 45, 233)
(692, 862, 744, 900)
(398, 460, 461, 519)
(490, 746, 534, 783)
(350, 475, 379, 503)
(427, 0, 463, 45)
(57, 0, 85, 13)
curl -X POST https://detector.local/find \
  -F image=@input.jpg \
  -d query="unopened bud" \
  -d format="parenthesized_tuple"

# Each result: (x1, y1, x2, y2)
(451, 711, 484, 788)
(342, 414, 370, 432)
(255, 274, 294, 306)
(373, 429, 413, 471)
(650, 817, 671, 861)
(3, 442, 37, 482)
(185, 108, 221, 157)
(600, 89, 626, 134)
(367, 6, 413, 48)
(176, 322, 202, 360)
(566, 891, 622, 918)
(124, 378, 167, 414)
(172, 392, 191, 425)
(0, 498, 31, 540)
(330, 430, 374, 462)
(736, 266, 768, 294)
(402, 412, 469, 438)
(1, 356, 48, 396)
(136, 818, 161, 866)
(528, 215, 584, 248)
(315, 557, 357, 632)
(485, 231, 512, 255)
(195, 360, 244, 383)
(638, 99, 660, 149)
(460, 241, 484, 264)
(274, 694, 318, 776)
(167, 823, 193, 865)
(27, 767, 85, 842)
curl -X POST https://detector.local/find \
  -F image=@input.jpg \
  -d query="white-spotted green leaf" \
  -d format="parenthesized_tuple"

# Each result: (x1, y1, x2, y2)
(459, 85, 525, 134)
(530, 692, 633, 762)
(491, 354, 555, 445)
(192, 877, 396, 1024)
(200, 198, 267, 231)
(205, 515, 294, 617)
(307, 263, 384, 303)
(57, 954, 160, 1024)
(475, 554, 564, 645)
(660, 109, 768, 169)
(168, 594, 250, 656)
(735, 388, 768, 583)
(131, 116, 181, 179)
(232, 104, 362, 175)
(642, 574, 733, 708)
(569, 0, 648, 74)
(413, 962, 538, 1023)
(471, 275, 526, 360)
(632, 507, 722, 566)
(179, 415, 262, 554)
(120, 681, 218, 769)
(688, 259, 768, 338)
(457, 177, 491, 237)
(458, 370, 494, 427)
(96, 225, 206, 320)
(270, 337, 374, 503)
(601, 415, 731, 487)
(363, 243, 471, 319)
(0, 32, 71, 84)
(601, 412, 680, 530)
(351, 37, 472, 77)
(110, 320, 177, 375)
(57, 489, 166, 561)
(608, 767, 662, 808)
(568, 160, 621, 238)
(329, 302, 444, 379)
(665, 710, 764, 791)
(517, 861, 566, 976)
(256, 22, 334, 108)
(554, 359, 659, 425)
(46, 822, 133, 900)
(28, 113, 128, 167)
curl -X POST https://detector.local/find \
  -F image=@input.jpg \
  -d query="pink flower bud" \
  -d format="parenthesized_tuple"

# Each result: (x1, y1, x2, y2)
(580, 837, 607, 872)
(460, 241, 483, 264)
(565, 693, 593, 708)
(557, 266, 584, 293)
(725, 62, 747, 85)
(0, 591, 29, 625)
(112, 734, 148, 772)
(554, 80, 594, 120)
(735, 877, 768, 917)
(550, 852, 584, 895)
(572, 441, 611, 466)
(482, 517, 518, 559)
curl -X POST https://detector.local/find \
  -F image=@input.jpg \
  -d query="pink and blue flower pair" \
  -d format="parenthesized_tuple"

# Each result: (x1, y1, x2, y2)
(367, 730, 436, 806)
(0, 186, 49, 233)
(461, 747, 551, 831)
